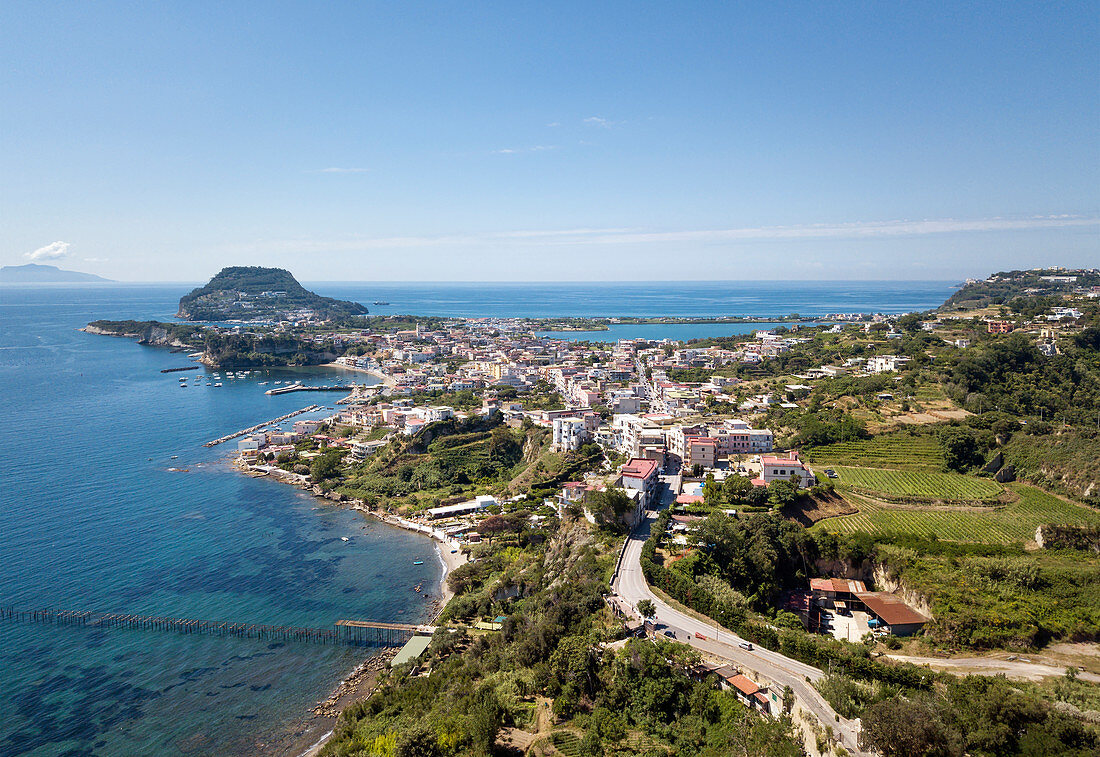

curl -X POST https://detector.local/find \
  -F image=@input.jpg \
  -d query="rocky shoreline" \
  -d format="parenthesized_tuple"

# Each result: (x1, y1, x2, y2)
(235, 458, 466, 755)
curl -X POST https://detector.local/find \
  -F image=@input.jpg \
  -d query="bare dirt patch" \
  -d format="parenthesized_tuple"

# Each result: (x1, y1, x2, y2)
(784, 492, 858, 527)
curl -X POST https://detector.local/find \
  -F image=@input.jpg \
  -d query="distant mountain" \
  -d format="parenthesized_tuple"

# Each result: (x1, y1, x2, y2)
(177, 266, 368, 321)
(0, 263, 114, 283)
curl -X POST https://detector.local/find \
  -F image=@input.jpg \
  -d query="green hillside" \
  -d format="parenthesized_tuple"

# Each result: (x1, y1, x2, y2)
(177, 266, 367, 321)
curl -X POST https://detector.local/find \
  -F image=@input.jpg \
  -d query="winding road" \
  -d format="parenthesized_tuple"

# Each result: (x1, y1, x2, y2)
(611, 478, 868, 755)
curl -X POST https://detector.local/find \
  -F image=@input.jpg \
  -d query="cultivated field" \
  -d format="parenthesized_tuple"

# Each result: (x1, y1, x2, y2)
(815, 484, 1100, 544)
(833, 465, 1004, 502)
(803, 435, 944, 470)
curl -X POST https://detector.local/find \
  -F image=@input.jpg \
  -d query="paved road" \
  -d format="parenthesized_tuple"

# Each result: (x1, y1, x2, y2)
(612, 482, 867, 755)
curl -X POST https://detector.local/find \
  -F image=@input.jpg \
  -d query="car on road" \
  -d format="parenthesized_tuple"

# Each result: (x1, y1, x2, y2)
(738, 641, 753, 651)
(661, 629, 675, 639)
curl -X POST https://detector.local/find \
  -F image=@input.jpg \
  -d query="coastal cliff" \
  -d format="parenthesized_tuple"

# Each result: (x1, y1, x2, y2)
(82, 320, 202, 350)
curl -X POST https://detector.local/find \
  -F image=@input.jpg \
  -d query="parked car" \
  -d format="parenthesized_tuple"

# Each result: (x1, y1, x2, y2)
(824, 468, 839, 479)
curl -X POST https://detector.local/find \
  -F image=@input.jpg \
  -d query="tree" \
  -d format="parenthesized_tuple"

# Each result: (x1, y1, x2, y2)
(938, 426, 983, 472)
(637, 599, 656, 619)
(394, 725, 441, 757)
(723, 474, 753, 503)
(478, 514, 509, 545)
(702, 473, 722, 505)
(309, 449, 343, 483)
(767, 479, 799, 509)
(858, 697, 960, 757)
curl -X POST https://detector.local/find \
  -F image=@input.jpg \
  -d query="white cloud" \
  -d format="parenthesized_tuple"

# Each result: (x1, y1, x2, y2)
(583, 116, 613, 129)
(546, 121, 561, 127)
(227, 215, 1099, 255)
(83, 257, 108, 263)
(25, 241, 71, 261)
(491, 145, 558, 155)
(312, 167, 370, 174)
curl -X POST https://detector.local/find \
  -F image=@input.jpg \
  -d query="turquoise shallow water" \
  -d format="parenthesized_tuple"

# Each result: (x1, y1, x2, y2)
(0, 286, 439, 756)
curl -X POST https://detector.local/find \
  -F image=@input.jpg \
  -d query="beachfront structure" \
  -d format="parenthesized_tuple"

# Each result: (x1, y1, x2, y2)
(294, 419, 323, 435)
(426, 494, 497, 520)
(760, 451, 814, 489)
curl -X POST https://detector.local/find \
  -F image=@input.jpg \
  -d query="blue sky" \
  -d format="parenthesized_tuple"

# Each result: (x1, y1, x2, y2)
(2, 2, 1097, 281)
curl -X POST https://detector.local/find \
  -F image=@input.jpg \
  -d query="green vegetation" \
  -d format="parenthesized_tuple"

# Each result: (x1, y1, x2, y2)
(818, 484, 1100, 544)
(337, 416, 528, 507)
(1001, 429, 1100, 507)
(940, 331, 1100, 427)
(940, 269, 1100, 311)
(322, 517, 805, 757)
(86, 319, 205, 346)
(202, 330, 338, 367)
(856, 674, 1098, 757)
(877, 546, 1100, 649)
(803, 433, 945, 470)
(832, 466, 1004, 503)
(177, 266, 368, 320)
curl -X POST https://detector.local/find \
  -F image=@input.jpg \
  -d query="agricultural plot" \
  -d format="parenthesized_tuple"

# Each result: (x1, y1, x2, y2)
(833, 466, 1004, 502)
(816, 484, 1100, 544)
(802, 435, 944, 470)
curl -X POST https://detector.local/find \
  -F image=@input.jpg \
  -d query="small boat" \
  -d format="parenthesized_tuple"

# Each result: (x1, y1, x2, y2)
(206, 383, 212, 386)
(413, 561, 424, 565)
(214, 382, 222, 387)
(259, 382, 268, 385)
(341, 536, 349, 542)
(373, 301, 390, 305)
(170, 455, 178, 459)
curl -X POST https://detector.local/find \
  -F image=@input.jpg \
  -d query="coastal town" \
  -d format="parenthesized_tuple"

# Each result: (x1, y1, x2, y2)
(7, 4, 1098, 755)
(124, 267, 1099, 756)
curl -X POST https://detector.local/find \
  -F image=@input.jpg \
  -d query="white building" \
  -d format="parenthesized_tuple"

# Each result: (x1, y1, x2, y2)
(760, 452, 814, 489)
(552, 416, 591, 452)
(865, 355, 910, 374)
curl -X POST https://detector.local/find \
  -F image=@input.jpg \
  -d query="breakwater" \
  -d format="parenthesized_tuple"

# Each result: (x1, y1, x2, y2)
(265, 382, 353, 395)
(160, 366, 201, 373)
(203, 404, 321, 446)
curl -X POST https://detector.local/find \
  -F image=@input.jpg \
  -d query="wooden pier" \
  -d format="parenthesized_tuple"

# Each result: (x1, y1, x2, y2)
(1, 606, 428, 648)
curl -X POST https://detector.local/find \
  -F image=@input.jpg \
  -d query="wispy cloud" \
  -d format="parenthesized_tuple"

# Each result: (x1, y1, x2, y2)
(491, 145, 558, 155)
(583, 116, 614, 129)
(311, 167, 370, 174)
(25, 241, 71, 261)
(83, 257, 108, 263)
(229, 215, 1099, 255)
(546, 121, 561, 128)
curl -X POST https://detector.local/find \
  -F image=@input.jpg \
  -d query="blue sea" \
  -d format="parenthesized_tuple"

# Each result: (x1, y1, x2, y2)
(0, 280, 953, 756)
(0, 286, 439, 757)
